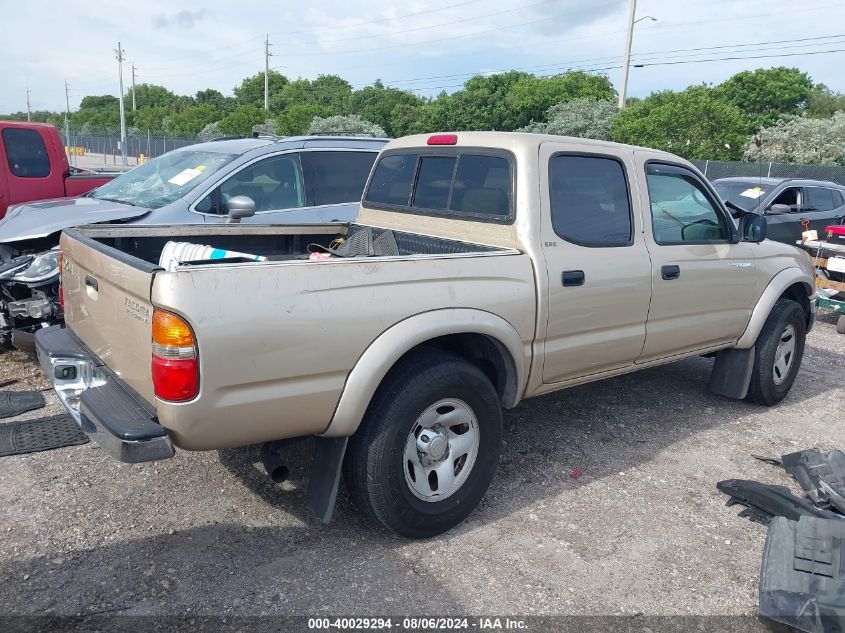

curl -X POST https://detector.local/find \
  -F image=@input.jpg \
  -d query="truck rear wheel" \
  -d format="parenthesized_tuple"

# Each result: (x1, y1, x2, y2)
(745, 298, 806, 406)
(343, 350, 502, 538)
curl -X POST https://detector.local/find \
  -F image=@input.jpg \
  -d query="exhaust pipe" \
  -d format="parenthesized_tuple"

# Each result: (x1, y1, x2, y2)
(260, 442, 290, 483)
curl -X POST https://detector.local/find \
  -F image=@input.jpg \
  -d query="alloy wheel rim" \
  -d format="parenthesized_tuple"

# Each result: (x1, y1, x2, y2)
(773, 323, 797, 386)
(403, 398, 480, 502)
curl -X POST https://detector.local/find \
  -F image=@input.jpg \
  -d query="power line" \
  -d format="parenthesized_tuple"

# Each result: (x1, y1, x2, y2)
(361, 33, 845, 90)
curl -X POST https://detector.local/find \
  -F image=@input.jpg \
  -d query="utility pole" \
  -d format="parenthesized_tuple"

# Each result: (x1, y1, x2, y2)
(115, 41, 128, 166)
(618, 0, 637, 109)
(264, 34, 272, 111)
(64, 80, 72, 164)
(25, 88, 31, 121)
(131, 63, 137, 111)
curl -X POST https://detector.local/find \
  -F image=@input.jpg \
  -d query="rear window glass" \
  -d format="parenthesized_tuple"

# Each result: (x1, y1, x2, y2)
(304, 151, 377, 206)
(451, 155, 511, 217)
(2, 128, 50, 178)
(365, 153, 416, 206)
(412, 156, 455, 209)
(364, 151, 512, 221)
(806, 187, 840, 212)
(549, 155, 632, 246)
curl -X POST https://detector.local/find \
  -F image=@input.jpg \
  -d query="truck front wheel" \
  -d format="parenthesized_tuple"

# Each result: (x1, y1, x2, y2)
(343, 350, 502, 538)
(745, 298, 807, 406)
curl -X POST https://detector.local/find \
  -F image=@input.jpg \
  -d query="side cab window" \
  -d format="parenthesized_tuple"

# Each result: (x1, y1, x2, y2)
(645, 163, 732, 244)
(2, 128, 51, 178)
(196, 154, 305, 215)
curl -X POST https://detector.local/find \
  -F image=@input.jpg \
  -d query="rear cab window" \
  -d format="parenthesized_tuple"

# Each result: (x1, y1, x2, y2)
(548, 154, 633, 247)
(2, 128, 51, 178)
(364, 149, 513, 222)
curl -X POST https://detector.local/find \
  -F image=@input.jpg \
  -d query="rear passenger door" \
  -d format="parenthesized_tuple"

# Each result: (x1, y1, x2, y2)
(637, 159, 756, 361)
(539, 143, 653, 384)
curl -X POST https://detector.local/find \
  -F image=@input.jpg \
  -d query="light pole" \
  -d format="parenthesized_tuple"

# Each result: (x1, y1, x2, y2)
(618, 0, 656, 109)
(115, 42, 128, 166)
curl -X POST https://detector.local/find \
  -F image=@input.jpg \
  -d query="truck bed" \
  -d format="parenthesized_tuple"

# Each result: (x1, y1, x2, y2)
(59, 222, 535, 449)
(76, 223, 500, 268)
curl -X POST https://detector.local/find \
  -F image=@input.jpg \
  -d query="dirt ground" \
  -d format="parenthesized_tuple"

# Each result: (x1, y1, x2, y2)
(0, 314, 843, 620)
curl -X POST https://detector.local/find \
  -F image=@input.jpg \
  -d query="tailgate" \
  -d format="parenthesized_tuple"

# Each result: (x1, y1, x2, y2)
(60, 230, 157, 405)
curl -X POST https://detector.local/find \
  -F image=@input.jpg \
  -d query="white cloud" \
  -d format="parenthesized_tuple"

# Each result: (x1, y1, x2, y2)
(1, 0, 844, 113)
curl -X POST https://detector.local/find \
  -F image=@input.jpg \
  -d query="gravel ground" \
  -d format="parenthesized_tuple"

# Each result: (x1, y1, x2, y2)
(0, 314, 843, 619)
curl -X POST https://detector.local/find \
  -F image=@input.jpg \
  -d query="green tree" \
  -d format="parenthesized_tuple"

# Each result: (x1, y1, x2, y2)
(804, 83, 845, 118)
(519, 98, 619, 140)
(612, 86, 747, 160)
(275, 103, 331, 135)
(716, 67, 813, 131)
(195, 88, 235, 114)
(79, 95, 118, 110)
(217, 104, 265, 136)
(128, 83, 178, 109)
(165, 104, 219, 137)
(308, 114, 386, 137)
(349, 81, 424, 136)
(234, 71, 289, 106)
(271, 75, 353, 115)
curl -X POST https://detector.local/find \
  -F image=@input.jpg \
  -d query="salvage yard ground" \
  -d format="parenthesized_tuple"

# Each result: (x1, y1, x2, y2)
(1, 314, 843, 618)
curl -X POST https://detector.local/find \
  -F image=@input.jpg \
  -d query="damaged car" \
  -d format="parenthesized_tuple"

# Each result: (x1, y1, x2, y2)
(0, 134, 386, 348)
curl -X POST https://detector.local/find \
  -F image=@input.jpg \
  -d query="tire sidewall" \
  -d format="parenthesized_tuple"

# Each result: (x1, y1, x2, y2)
(756, 302, 806, 402)
(376, 361, 501, 535)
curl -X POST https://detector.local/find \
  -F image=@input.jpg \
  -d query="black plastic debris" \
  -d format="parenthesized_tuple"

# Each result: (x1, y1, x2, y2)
(0, 390, 44, 419)
(0, 414, 88, 457)
(717, 479, 843, 525)
(781, 450, 845, 515)
(759, 516, 845, 633)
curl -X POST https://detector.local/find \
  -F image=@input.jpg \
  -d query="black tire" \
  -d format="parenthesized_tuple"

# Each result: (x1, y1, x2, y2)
(745, 298, 806, 406)
(343, 350, 502, 538)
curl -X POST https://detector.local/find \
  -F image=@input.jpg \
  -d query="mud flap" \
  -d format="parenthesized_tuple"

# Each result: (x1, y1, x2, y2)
(307, 437, 348, 524)
(709, 347, 755, 400)
(760, 516, 845, 633)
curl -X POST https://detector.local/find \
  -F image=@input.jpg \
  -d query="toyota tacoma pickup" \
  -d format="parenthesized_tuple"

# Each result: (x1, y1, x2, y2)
(36, 132, 818, 538)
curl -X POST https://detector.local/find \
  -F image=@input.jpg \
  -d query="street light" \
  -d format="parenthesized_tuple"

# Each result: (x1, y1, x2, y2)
(618, 0, 657, 108)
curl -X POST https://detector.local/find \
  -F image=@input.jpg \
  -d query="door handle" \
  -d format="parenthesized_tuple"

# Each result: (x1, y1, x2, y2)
(84, 275, 98, 291)
(661, 265, 680, 280)
(561, 270, 585, 287)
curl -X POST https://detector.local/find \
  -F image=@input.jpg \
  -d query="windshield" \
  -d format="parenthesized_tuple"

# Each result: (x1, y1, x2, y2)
(90, 150, 237, 209)
(713, 181, 768, 213)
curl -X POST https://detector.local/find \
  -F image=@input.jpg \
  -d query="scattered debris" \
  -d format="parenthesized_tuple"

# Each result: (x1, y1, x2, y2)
(0, 414, 87, 457)
(759, 516, 845, 633)
(569, 467, 583, 481)
(717, 479, 842, 525)
(0, 390, 44, 419)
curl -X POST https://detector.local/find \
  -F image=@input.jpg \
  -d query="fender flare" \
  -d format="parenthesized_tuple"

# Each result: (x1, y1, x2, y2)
(734, 268, 815, 349)
(320, 308, 528, 438)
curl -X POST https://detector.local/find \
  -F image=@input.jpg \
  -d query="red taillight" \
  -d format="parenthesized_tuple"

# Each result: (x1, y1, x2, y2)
(58, 285, 64, 311)
(427, 134, 457, 145)
(151, 309, 198, 401)
(151, 357, 198, 402)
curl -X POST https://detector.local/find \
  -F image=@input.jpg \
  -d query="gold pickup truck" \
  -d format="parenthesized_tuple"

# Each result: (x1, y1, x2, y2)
(36, 132, 817, 538)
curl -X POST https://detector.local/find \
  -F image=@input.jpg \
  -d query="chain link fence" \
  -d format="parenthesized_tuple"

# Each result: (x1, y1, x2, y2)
(692, 159, 845, 185)
(59, 130, 198, 165)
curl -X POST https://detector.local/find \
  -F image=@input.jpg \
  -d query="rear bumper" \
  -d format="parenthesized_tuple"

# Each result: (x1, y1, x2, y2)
(34, 325, 174, 463)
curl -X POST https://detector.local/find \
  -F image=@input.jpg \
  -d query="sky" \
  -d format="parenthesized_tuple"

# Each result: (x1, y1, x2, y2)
(2, 0, 845, 113)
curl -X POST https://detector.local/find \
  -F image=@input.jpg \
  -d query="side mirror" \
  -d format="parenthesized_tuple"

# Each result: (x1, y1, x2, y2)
(769, 203, 791, 215)
(226, 196, 256, 224)
(740, 214, 767, 243)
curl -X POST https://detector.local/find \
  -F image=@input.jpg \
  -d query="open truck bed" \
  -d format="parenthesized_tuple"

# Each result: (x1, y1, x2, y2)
(53, 222, 533, 450)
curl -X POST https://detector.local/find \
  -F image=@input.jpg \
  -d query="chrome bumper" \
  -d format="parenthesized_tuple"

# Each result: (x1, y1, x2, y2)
(35, 326, 174, 463)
